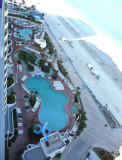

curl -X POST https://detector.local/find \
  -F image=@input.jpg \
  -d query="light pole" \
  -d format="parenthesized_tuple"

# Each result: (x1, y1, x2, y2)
(16, 64, 18, 83)
(7, 130, 9, 148)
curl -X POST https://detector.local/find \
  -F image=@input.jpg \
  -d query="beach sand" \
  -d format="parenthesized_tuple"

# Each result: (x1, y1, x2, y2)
(26, 0, 122, 125)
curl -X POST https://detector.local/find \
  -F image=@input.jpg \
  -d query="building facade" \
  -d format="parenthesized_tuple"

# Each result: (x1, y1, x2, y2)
(0, 0, 8, 159)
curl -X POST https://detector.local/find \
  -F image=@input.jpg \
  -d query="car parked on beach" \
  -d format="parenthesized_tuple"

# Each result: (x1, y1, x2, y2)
(87, 62, 100, 80)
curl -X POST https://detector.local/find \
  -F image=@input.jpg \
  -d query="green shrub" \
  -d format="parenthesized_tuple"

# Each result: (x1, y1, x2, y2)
(27, 63, 34, 71)
(52, 69, 58, 80)
(29, 98, 36, 107)
(74, 94, 78, 103)
(14, 120, 18, 128)
(17, 59, 21, 64)
(55, 153, 62, 159)
(7, 95, 15, 104)
(15, 149, 24, 160)
(57, 60, 68, 77)
(28, 126, 43, 140)
(8, 13, 42, 24)
(18, 50, 37, 65)
(38, 59, 51, 73)
(93, 147, 114, 160)
(7, 77, 14, 88)
(44, 33, 54, 55)
(13, 109, 17, 120)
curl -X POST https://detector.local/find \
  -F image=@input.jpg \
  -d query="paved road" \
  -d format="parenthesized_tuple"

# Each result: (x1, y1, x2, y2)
(43, 18, 122, 155)
(60, 137, 90, 160)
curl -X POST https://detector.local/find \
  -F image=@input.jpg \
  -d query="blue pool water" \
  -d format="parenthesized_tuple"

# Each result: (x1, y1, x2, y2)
(44, 69, 53, 76)
(14, 49, 40, 73)
(72, 104, 78, 113)
(17, 28, 32, 40)
(26, 76, 68, 131)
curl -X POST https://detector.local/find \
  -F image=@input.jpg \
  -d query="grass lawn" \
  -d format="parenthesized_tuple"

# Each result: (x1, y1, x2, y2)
(93, 147, 114, 160)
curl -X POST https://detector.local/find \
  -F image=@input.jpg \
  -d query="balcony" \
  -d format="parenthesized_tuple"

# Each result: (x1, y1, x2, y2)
(4, 9, 8, 17)
(4, 3, 8, 17)
(4, 30, 8, 41)
(5, 22, 8, 30)
(5, 3, 7, 10)
(4, 44, 8, 52)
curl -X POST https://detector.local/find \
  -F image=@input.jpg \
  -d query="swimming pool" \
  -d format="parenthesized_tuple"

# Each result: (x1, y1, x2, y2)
(72, 103, 78, 112)
(14, 49, 40, 73)
(17, 28, 32, 40)
(26, 76, 68, 131)
(44, 69, 53, 75)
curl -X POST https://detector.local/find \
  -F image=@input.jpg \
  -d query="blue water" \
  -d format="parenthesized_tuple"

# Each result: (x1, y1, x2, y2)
(17, 28, 32, 40)
(26, 76, 68, 131)
(66, 0, 122, 49)
(14, 49, 40, 73)
(44, 69, 53, 75)
(72, 104, 78, 113)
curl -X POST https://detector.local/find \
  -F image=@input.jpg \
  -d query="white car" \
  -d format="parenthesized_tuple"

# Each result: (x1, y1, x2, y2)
(87, 63, 100, 78)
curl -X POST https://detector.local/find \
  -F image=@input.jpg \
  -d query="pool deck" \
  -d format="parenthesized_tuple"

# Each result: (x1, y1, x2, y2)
(8, 17, 75, 160)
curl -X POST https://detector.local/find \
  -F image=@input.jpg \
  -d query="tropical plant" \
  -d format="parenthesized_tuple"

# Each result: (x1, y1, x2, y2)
(41, 53, 45, 59)
(38, 59, 52, 73)
(44, 33, 54, 55)
(15, 149, 24, 160)
(55, 153, 62, 159)
(22, 141, 27, 149)
(57, 60, 68, 77)
(7, 88, 16, 104)
(29, 91, 38, 107)
(76, 87, 81, 96)
(76, 109, 87, 135)
(28, 126, 43, 140)
(7, 74, 14, 88)
(52, 69, 58, 80)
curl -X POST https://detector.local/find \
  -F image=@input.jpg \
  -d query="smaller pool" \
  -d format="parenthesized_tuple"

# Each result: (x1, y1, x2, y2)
(34, 15, 41, 20)
(14, 49, 40, 73)
(34, 124, 42, 134)
(72, 103, 78, 112)
(17, 28, 32, 40)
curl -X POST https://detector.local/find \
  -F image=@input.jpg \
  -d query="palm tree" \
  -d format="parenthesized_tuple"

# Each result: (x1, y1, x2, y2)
(41, 53, 45, 59)
(115, 151, 120, 158)
(29, 118, 37, 126)
(34, 91, 39, 97)
(22, 141, 27, 149)
(30, 91, 34, 96)
(76, 86, 81, 97)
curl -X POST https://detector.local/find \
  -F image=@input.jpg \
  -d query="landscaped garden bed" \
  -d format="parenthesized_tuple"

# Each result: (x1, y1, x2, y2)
(7, 88, 16, 104)
(44, 32, 54, 55)
(28, 125, 43, 141)
(18, 50, 37, 71)
(57, 60, 68, 77)
(93, 147, 114, 160)
(8, 13, 42, 25)
(7, 74, 14, 88)
(38, 59, 52, 73)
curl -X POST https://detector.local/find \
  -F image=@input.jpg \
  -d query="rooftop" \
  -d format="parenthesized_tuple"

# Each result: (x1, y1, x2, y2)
(40, 132, 65, 155)
(23, 146, 47, 160)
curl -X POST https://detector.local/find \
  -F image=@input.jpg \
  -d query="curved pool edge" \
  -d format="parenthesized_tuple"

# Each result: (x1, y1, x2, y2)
(26, 75, 70, 131)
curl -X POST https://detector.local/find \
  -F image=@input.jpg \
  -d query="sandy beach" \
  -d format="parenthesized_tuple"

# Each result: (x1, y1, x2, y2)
(26, 0, 122, 125)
